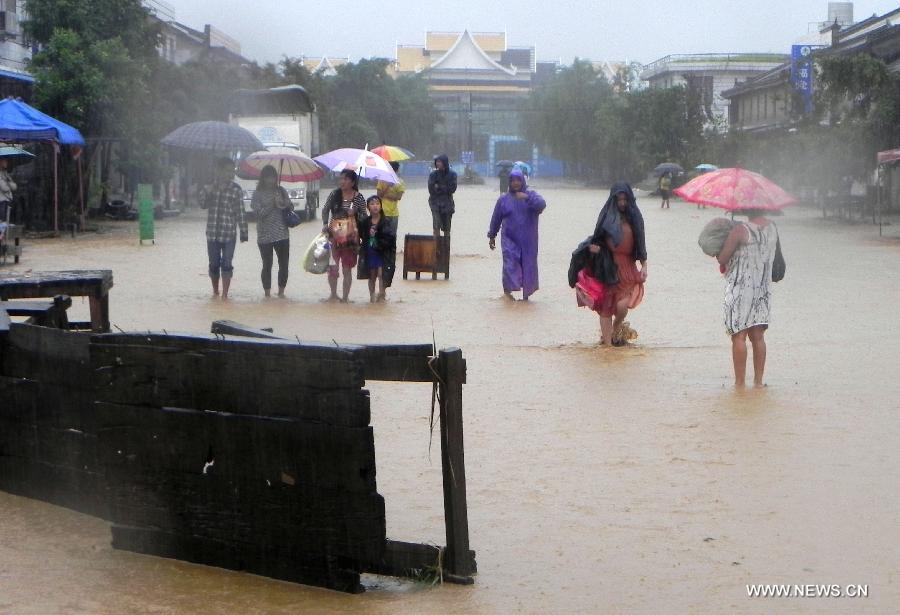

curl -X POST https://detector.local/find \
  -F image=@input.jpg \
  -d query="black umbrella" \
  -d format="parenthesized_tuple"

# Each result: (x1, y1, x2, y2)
(654, 162, 683, 176)
(161, 121, 264, 153)
(496, 159, 514, 168)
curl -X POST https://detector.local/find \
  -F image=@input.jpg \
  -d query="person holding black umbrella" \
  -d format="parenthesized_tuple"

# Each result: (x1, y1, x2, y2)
(201, 157, 248, 300)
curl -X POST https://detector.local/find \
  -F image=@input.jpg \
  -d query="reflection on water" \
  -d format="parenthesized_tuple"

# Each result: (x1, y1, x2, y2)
(1, 183, 898, 613)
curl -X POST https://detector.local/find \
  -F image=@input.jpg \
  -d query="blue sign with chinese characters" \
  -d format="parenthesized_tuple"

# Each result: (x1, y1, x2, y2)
(791, 45, 824, 114)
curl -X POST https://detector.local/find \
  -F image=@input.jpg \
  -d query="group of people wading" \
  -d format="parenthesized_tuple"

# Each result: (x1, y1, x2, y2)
(202, 154, 780, 387)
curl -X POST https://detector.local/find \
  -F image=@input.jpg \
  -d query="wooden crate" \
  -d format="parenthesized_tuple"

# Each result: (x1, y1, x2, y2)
(402, 234, 449, 280)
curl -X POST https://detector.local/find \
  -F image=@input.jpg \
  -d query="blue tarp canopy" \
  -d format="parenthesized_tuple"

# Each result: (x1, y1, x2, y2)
(0, 98, 85, 146)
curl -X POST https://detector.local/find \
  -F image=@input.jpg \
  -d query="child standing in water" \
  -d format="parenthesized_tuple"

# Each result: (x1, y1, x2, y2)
(358, 196, 396, 303)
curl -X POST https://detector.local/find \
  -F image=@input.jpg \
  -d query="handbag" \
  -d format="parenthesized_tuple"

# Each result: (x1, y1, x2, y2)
(328, 214, 359, 248)
(575, 267, 606, 310)
(282, 207, 302, 228)
(771, 225, 786, 282)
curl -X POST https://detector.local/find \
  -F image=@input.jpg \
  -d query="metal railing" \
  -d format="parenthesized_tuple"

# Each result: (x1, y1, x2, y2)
(641, 53, 788, 75)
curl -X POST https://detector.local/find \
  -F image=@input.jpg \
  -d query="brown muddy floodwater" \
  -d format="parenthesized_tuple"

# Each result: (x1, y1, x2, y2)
(1, 181, 898, 614)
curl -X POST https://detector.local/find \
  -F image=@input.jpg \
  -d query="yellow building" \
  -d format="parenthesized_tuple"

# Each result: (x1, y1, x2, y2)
(392, 30, 549, 170)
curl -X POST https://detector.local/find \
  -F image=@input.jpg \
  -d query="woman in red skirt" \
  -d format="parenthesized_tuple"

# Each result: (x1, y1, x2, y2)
(589, 183, 648, 346)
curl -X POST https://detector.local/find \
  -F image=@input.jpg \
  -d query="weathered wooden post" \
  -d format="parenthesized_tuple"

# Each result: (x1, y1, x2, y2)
(437, 347, 474, 577)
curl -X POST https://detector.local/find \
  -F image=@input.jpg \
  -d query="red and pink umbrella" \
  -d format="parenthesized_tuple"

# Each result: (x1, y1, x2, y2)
(673, 167, 796, 211)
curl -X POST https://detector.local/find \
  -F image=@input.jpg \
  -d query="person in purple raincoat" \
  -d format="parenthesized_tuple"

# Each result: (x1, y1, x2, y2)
(487, 168, 547, 301)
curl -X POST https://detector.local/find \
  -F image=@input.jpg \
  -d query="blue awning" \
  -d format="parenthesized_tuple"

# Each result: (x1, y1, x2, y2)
(0, 98, 85, 146)
(0, 69, 35, 83)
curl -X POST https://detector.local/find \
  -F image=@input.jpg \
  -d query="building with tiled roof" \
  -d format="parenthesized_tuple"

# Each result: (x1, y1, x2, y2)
(300, 57, 350, 77)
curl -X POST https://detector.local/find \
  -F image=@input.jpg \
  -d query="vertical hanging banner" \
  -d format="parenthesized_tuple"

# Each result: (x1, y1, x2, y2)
(790, 45, 824, 114)
(137, 184, 155, 244)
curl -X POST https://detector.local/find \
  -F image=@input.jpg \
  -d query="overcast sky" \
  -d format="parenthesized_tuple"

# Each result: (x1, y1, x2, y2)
(160, 1, 899, 65)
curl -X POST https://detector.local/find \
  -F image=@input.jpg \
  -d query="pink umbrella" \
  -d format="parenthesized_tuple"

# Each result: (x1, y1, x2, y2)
(673, 167, 797, 211)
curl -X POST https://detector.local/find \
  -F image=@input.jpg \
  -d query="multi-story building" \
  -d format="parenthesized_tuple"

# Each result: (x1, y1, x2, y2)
(640, 53, 787, 129)
(391, 30, 579, 174)
(157, 21, 249, 67)
(722, 5, 900, 133)
(0, 0, 34, 100)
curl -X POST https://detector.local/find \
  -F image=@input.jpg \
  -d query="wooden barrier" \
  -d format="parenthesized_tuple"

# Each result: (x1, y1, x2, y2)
(0, 318, 476, 592)
(215, 320, 476, 582)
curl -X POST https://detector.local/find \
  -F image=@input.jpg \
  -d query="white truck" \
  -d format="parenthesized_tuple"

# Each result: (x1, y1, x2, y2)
(228, 85, 321, 220)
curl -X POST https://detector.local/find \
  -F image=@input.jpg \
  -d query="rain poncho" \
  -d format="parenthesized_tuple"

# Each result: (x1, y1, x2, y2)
(487, 169, 547, 298)
(428, 154, 457, 215)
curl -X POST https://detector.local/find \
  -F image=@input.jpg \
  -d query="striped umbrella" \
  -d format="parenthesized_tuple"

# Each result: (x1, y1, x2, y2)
(161, 121, 264, 153)
(238, 147, 325, 182)
(371, 145, 414, 162)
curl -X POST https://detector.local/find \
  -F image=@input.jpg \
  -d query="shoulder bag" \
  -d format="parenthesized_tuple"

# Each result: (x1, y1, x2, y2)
(771, 224, 786, 282)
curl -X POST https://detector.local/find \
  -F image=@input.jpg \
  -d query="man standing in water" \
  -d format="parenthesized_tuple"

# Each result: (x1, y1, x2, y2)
(201, 157, 247, 299)
(659, 172, 672, 209)
(487, 168, 547, 301)
(428, 154, 457, 259)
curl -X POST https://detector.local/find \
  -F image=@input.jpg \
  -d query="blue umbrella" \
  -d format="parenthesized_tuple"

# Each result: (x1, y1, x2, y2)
(695, 163, 718, 172)
(513, 160, 532, 176)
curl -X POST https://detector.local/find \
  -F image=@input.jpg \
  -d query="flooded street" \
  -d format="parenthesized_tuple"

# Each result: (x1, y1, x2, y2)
(1, 181, 899, 614)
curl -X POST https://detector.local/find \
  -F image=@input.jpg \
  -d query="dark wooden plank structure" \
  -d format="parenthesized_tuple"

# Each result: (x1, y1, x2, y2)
(402, 234, 450, 280)
(0, 223, 22, 264)
(215, 320, 475, 583)
(0, 272, 474, 592)
(0, 285, 475, 593)
(0, 270, 113, 331)
(0, 295, 72, 330)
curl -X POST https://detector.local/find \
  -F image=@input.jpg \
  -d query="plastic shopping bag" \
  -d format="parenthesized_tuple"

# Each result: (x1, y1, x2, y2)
(303, 232, 331, 274)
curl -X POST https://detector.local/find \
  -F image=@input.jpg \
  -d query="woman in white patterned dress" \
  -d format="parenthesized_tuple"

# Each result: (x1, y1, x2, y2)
(717, 210, 779, 387)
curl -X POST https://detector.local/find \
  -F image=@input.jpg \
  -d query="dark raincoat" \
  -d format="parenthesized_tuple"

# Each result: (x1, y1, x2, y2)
(590, 182, 647, 276)
(428, 154, 457, 215)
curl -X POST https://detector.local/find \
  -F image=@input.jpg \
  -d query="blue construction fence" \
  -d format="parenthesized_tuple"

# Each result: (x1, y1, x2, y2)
(398, 135, 567, 179)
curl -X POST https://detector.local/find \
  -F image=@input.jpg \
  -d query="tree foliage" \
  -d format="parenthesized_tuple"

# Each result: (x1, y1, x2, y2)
(25, 0, 437, 197)
(315, 59, 436, 152)
(523, 60, 709, 182)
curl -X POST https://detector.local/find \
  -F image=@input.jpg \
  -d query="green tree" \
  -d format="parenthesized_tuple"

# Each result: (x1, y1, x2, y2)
(522, 59, 613, 178)
(318, 58, 437, 152)
(524, 59, 707, 182)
